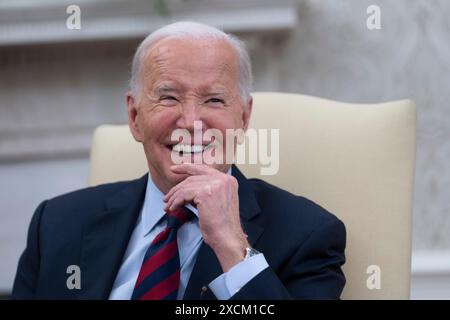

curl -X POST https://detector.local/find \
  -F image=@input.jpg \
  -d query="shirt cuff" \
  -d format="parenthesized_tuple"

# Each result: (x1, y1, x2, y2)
(208, 253, 268, 300)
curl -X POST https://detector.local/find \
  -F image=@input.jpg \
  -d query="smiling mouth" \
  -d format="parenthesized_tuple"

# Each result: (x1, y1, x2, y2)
(166, 143, 214, 155)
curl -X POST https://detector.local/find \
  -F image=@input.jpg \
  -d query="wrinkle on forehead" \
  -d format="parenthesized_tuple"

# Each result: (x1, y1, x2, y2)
(140, 37, 240, 94)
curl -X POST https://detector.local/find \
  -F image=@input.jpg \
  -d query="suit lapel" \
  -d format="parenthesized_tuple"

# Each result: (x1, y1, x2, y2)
(79, 175, 148, 299)
(183, 165, 264, 300)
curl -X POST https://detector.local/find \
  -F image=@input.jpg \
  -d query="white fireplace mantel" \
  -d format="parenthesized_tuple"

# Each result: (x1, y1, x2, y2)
(0, 0, 299, 46)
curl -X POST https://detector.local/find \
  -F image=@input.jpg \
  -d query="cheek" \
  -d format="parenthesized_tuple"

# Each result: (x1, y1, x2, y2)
(204, 107, 242, 129)
(141, 108, 176, 140)
(204, 117, 242, 152)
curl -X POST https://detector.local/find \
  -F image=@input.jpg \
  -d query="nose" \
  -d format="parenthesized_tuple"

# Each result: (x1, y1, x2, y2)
(175, 101, 204, 133)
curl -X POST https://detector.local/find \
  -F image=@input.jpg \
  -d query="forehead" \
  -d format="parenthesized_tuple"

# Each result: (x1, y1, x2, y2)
(142, 37, 240, 91)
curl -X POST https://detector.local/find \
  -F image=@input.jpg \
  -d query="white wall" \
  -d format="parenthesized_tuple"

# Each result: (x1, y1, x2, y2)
(0, 158, 89, 292)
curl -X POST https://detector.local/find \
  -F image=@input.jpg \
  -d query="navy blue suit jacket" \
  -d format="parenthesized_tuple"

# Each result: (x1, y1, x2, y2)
(12, 165, 346, 299)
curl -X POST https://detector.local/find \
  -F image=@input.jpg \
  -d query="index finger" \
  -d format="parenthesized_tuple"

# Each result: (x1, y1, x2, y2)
(170, 163, 220, 176)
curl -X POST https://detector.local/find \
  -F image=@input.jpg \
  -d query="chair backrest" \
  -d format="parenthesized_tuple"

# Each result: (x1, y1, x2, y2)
(89, 92, 416, 299)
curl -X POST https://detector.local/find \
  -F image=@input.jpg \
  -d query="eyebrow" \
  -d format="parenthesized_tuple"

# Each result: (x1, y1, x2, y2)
(198, 86, 228, 96)
(153, 84, 229, 97)
(154, 85, 180, 95)
(202, 92, 226, 98)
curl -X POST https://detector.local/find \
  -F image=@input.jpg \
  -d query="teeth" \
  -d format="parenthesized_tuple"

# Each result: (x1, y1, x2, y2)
(172, 144, 211, 153)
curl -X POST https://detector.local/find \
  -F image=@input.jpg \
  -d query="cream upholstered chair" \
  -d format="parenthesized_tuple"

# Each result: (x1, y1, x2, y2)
(89, 92, 416, 300)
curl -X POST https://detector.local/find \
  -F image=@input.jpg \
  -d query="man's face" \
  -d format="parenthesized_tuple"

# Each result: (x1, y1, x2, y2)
(127, 37, 252, 194)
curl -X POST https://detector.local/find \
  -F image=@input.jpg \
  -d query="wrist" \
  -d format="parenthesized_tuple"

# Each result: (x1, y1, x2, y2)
(212, 235, 249, 272)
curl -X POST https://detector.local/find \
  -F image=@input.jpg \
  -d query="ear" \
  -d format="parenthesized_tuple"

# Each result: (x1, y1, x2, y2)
(126, 92, 143, 142)
(241, 96, 253, 132)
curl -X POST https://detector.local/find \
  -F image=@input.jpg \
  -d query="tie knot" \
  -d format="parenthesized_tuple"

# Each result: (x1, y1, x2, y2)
(166, 207, 194, 229)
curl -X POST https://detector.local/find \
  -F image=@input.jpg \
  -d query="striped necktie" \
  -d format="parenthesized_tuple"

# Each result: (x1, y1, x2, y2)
(131, 207, 194, 300)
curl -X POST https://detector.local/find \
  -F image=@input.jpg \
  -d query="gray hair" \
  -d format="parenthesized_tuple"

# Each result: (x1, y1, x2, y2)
(129, 21, 253, 103)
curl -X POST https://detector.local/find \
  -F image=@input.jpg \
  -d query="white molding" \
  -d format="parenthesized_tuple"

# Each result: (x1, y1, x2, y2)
(0, 126, 93, 161)
(0, 3, 298, 46)
(411, 250, 450, 276)
(410, 250, 450, 299)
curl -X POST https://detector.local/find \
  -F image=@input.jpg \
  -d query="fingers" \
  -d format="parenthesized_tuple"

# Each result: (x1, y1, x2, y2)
(164, 189, 190, 212)
(170, 163, 218, 176)
(165, 194, 190, 212)
(164, 183, 202, 211)
(163, 175, 209, 203)
(164, 163, 231, 212)
(165, 164, 224, 201)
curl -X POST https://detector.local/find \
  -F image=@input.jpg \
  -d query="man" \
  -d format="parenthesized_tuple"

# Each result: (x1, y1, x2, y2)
(12, 22, 346, 300)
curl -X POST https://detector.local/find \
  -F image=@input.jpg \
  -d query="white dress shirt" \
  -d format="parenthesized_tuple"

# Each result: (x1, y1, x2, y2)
(109, 168, 268, 300)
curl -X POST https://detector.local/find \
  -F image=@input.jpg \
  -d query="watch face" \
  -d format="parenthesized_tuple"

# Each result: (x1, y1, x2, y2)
(245, 247, 260, 259)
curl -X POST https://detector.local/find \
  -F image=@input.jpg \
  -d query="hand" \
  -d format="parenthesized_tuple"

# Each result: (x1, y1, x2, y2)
(163, 163, 249, 272)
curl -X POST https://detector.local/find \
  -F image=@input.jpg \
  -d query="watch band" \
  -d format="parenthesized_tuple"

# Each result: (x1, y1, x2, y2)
(244, 247, 260, 260)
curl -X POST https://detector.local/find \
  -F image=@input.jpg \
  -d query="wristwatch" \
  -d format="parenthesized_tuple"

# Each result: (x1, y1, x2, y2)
(244, 247, 260, 260)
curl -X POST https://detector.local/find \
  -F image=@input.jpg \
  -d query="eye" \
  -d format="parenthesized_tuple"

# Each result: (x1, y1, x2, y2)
(159, 95, 179, 106)
(161, 96, 177, 101)
(206, 98, 225, 105)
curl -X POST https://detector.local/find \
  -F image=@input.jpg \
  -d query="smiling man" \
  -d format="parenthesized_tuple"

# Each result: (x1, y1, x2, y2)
(12, 22, 346, 300)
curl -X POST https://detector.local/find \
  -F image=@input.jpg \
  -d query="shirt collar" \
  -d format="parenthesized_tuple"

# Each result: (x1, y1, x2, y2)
(141, 166, 232, 236)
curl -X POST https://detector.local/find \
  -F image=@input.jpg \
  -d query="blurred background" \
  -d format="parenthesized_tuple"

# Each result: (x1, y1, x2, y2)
(0, 0, 449, 299)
